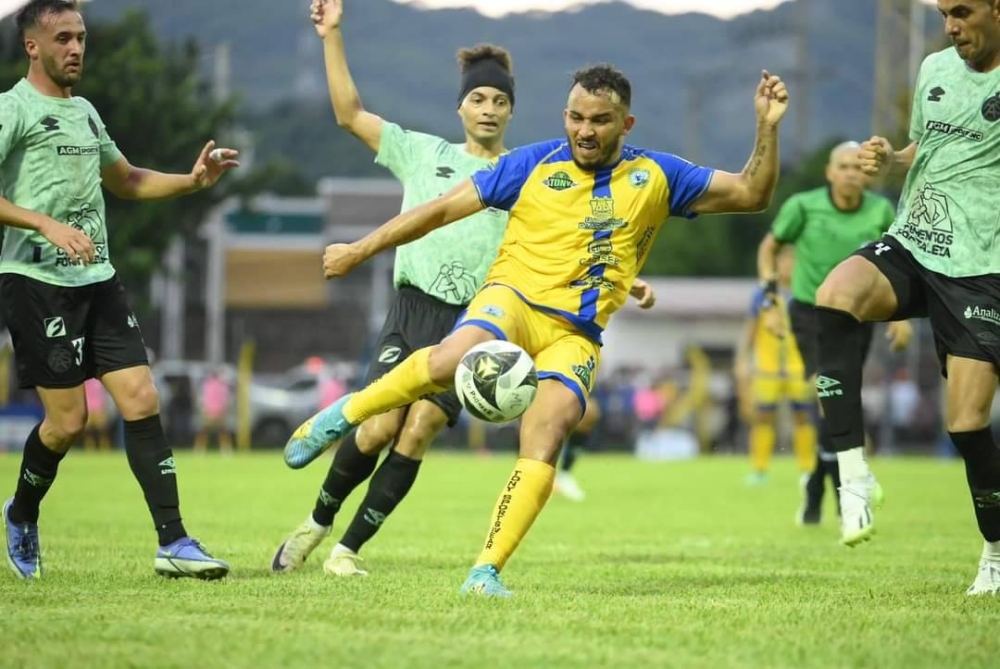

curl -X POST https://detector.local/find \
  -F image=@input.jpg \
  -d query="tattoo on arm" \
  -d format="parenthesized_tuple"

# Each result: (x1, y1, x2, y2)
(747, 142, 766, 179)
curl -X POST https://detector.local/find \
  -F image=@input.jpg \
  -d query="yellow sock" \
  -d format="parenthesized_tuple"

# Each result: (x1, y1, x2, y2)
(475, 458, 555, 571)
(343, 347, 447, 424)
(792, 421, 817, 472)
(749, 422, 775, 473)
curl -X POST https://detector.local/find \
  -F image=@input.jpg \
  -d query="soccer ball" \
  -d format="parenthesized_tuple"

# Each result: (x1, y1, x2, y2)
(454, 341, 538, 423)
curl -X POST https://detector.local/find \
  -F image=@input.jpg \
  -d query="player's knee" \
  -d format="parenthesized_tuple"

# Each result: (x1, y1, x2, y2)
(521, 409, 580, 463)
(396, 404, 448, 458)
(946, 407, 992, 433)
(356, 419, 398, 454)
(815, 277, 859, 314)
(427, 342, 464, 385)
(117, 380, 161, 420)
(751, 409, 774, 425)
(43, 409, 88, 446)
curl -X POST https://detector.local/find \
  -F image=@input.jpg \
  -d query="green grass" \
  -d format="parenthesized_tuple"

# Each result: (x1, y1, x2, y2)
(1, 451, 998, 669)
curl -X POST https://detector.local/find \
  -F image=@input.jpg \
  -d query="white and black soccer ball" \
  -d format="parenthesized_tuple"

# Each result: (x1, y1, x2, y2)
(454, 341, 538, 423)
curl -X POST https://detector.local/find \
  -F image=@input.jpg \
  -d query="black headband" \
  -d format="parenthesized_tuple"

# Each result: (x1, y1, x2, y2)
(457, 59, 515, 108)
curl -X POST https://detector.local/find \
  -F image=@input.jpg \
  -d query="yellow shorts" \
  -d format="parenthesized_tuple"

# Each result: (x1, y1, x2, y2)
(457, 284, 600, 411)
(751, 373, 812, 410)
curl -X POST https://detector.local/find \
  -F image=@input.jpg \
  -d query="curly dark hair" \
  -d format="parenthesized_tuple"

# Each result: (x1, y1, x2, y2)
(570, 64, 631, 107)
(16, 0, 78, 38)
(456, 44, 513, 74)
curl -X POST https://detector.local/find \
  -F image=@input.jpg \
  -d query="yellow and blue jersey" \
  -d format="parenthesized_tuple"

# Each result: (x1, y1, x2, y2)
(471, 140, 714, 343)
(747, 287, 812, 409)
(748, 287, 805, 377)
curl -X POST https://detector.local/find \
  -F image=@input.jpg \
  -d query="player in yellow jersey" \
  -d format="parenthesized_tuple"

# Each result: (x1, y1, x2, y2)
(286, 64, 790, 596)
(735, 247, 815, 486)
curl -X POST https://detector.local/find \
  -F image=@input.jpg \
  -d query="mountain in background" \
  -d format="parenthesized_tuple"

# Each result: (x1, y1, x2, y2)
(82, 0, 942, 178)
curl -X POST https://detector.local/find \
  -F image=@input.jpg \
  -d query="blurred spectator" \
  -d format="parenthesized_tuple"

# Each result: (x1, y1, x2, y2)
(83, 378, 112, 451)
(317, 367, 347, 410)
(194, 369, 233, 453)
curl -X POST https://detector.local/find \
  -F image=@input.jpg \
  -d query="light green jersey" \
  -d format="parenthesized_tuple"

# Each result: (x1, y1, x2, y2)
(892, 47, 1000, 276)
(0, 79, 121, 287)
(772, 187, 895, 304)
(375, 122, 507, 305)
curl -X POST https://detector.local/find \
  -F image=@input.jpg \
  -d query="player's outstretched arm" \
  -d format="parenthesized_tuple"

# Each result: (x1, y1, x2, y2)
(101, 141, 239, 200)
(689, 70, 789, 215)
(323, 179, 485, 279)
(311, 0, 383, 152)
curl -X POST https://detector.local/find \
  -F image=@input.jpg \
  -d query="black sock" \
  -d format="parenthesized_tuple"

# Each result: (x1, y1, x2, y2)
(123, 415, 186, 546)
(339, 450, 421, 553)
(561, 431, 588, 472)
(951, 429, 1000, 542)
(9, 424, 65, 524)
(311, 431, 379, 527)
(815, 307, 867, 452)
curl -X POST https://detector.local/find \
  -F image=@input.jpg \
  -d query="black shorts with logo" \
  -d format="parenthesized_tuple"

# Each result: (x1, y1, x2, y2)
(788, 298, 875, 378)
(0, 273, 148, 389)
(365, 285, 465, 427)
(855, 235, 1000, 374)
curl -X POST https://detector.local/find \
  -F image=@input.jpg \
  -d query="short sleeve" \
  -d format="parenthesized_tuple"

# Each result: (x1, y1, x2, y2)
(0, 95, 25, 165)
(375, 121, 442, 181)
(646, 151, 714, 219)
(472, 139, 563, 211)
(771, 195, 806, 243)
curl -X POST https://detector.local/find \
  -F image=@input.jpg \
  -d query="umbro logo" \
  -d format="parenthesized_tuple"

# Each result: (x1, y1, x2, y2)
(435, 166, 455, 178)
(378, 346, 402, 364)
(40, 116, 60, 132)
(815, 375, 843, 398)
(364, 508, 387, 526)
(927, 86, 945, 102)
(158, 457, 177, 475)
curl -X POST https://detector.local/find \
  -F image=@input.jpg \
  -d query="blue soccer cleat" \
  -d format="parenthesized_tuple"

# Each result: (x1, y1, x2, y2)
(3, 497, 41, 580)
(154, 537, 229, 580)
(460, 564, 512, 598)
(283, 393, 356, 469)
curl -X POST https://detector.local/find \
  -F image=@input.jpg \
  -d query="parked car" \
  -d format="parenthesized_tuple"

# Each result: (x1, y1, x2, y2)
(153, 360, 320, 448)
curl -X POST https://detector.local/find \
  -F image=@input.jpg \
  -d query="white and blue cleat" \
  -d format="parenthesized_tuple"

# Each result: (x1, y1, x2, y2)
(460, 564, 512, 598)
(3, 497, 41, 580)
(283, 394, 356, 469)
(154, 536, 229, 580)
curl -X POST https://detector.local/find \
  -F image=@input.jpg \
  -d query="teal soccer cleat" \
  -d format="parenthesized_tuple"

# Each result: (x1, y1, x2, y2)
(283, 394, 357, 469)
(460, 564, 512, 598)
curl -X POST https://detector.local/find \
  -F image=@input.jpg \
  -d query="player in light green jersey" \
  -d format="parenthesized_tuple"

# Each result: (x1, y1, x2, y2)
(812, 0, 1000, 594)
(1, 0, 238, 580)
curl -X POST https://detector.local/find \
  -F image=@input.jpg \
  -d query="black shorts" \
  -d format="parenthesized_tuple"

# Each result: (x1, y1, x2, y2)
(855, 235, 1000, 374)
(788, 298, 875, 378)
(365, 285, 465, 427)
(0, 273, 148, 389)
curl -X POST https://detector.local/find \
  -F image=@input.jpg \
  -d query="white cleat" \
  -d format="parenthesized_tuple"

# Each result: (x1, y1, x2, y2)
(967, 545, 1000, 595)
(271, 517, 331, 573)
(555, 471, 586, 502)
(324, 546, 368, 577)
(839, 474, 877, 546)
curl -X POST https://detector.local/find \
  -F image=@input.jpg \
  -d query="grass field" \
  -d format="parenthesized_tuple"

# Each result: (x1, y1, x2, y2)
(2, 451, 998, 669)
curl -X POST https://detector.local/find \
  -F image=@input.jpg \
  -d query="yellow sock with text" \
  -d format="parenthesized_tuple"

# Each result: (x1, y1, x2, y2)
(475, 458, 555, 571)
